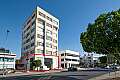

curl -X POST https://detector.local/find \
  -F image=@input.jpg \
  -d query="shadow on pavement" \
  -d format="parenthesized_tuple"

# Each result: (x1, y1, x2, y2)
(0, 75, 83, 80)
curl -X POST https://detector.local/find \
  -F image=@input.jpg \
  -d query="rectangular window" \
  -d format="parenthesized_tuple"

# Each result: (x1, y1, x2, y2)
(53, 45, 57, 49)
(53, 39, 57, 43)
(37, 18, 45, 25)
(55, 40, 57, 43)
(46, 23, 52, 28)
(53, 20, 58, 25)
(37, 49, 44, 53)
(26, 26, 30, 31)
(46, 29, 52, 35)
(37, 42, 44, 46)
(37, 34, 44, 39)
(72, 59, 77, 61)
(30, 50, 35, 54)
(39, 12, 46, 18)
(46, 50, 52, 55)
(0, 57, 3, 62)
(53, 26, 57, 31)
(53, 33, 57, 38)
(65, 58, 71, 61)
(31, 35, 35, 40)
(32, 14, 35, 19)
(38, 25, 44, 29)
(26, 44, 30, 49)
(46, 36, 52, 41)
(61, 54, 64, 56)
(31, 28, 35, 33)
(32, 21, 35, 26)
(27, 19, 31, 25)
(26, 32, 30, 39)
(31, 42, 34, 47)
(46, 16, 52, 22)
(7, 58, 14, 62)
(61, 59, 64, 61)
(26, 38, 30, 43)
(46, 42, 52, 48)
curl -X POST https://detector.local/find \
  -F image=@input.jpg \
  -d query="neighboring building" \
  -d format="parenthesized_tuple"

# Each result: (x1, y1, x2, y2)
(21, 6, 59, 70)
(82, 52, 104, 67)
(79, 56, 84, 68)
(60, 50, 80, 69)
(93, 53, 105, 63)
(82, 53, 94, 68)
(0, 48, 16, 70)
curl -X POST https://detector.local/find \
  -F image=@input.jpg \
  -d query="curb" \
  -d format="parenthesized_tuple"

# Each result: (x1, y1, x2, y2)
(1, 70, 62, 78)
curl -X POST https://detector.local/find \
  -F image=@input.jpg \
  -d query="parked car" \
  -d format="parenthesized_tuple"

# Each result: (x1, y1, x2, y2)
(111, 65, 120, 70)
(68, 67, 77, 71)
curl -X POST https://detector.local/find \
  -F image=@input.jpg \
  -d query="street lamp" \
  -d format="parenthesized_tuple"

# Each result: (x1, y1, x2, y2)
(3, 30, 10, 77)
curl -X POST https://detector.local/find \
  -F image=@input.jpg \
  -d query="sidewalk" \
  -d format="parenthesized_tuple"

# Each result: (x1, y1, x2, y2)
(0, 70, 61, 78)
(88, 71, 120, 80)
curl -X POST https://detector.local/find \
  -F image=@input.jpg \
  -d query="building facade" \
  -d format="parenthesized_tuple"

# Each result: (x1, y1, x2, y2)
(82, 52, 104, 68)
(82, 53, 94, 68)
(21, 6, 59, 70)
(60, 50, 80, 69)
(0, 48, 16, 69)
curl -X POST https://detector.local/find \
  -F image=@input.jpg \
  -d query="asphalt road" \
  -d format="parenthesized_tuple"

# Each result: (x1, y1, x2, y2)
(0, 70, 109, 80)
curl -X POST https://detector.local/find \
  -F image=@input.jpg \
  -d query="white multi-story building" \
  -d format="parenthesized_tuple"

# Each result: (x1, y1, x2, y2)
(82, 52, 104, 67)
(82, 53, 94, 68)
(0, 48, 16, 69)
(93, 53, 105, 62)
(60, 50, 80, 69)
(21, 6, 59, 70)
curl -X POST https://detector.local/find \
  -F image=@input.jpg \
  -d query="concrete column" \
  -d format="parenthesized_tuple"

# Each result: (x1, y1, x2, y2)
(14, 58, 15, 69)
(64, 63, 65, 68)
(67, 63, 69, 68)
(70, 63, 71, 67)
(64, 53, 65, 68)
(42, 56, 44, 66)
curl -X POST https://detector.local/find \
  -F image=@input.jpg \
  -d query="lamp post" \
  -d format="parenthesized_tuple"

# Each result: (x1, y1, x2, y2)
(3, 30, 10, 77)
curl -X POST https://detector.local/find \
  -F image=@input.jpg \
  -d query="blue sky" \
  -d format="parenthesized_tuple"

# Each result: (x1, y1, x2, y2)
(0, 0, 120, 58)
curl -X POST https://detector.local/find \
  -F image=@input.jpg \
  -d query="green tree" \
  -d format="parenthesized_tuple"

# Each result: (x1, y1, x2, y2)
(80, 9, 120, 62)
(32, 60, 42, 70)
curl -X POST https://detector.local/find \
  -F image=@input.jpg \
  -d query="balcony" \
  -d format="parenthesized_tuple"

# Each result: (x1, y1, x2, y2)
(64, 56, 79, 60)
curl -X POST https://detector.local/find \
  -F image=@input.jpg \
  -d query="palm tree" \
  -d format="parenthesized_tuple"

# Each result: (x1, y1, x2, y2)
(32, 60, 42, 71)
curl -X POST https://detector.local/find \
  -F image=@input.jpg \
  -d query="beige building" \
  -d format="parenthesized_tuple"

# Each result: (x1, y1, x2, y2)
(21, 6, 59, 70)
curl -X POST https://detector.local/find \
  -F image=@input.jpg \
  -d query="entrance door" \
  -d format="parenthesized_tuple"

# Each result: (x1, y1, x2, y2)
(44, 58, 52, 69)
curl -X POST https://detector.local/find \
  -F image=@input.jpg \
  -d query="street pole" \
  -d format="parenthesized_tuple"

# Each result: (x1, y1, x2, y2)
(3, 30, 10, 77)
(3, 50, 5, 77)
